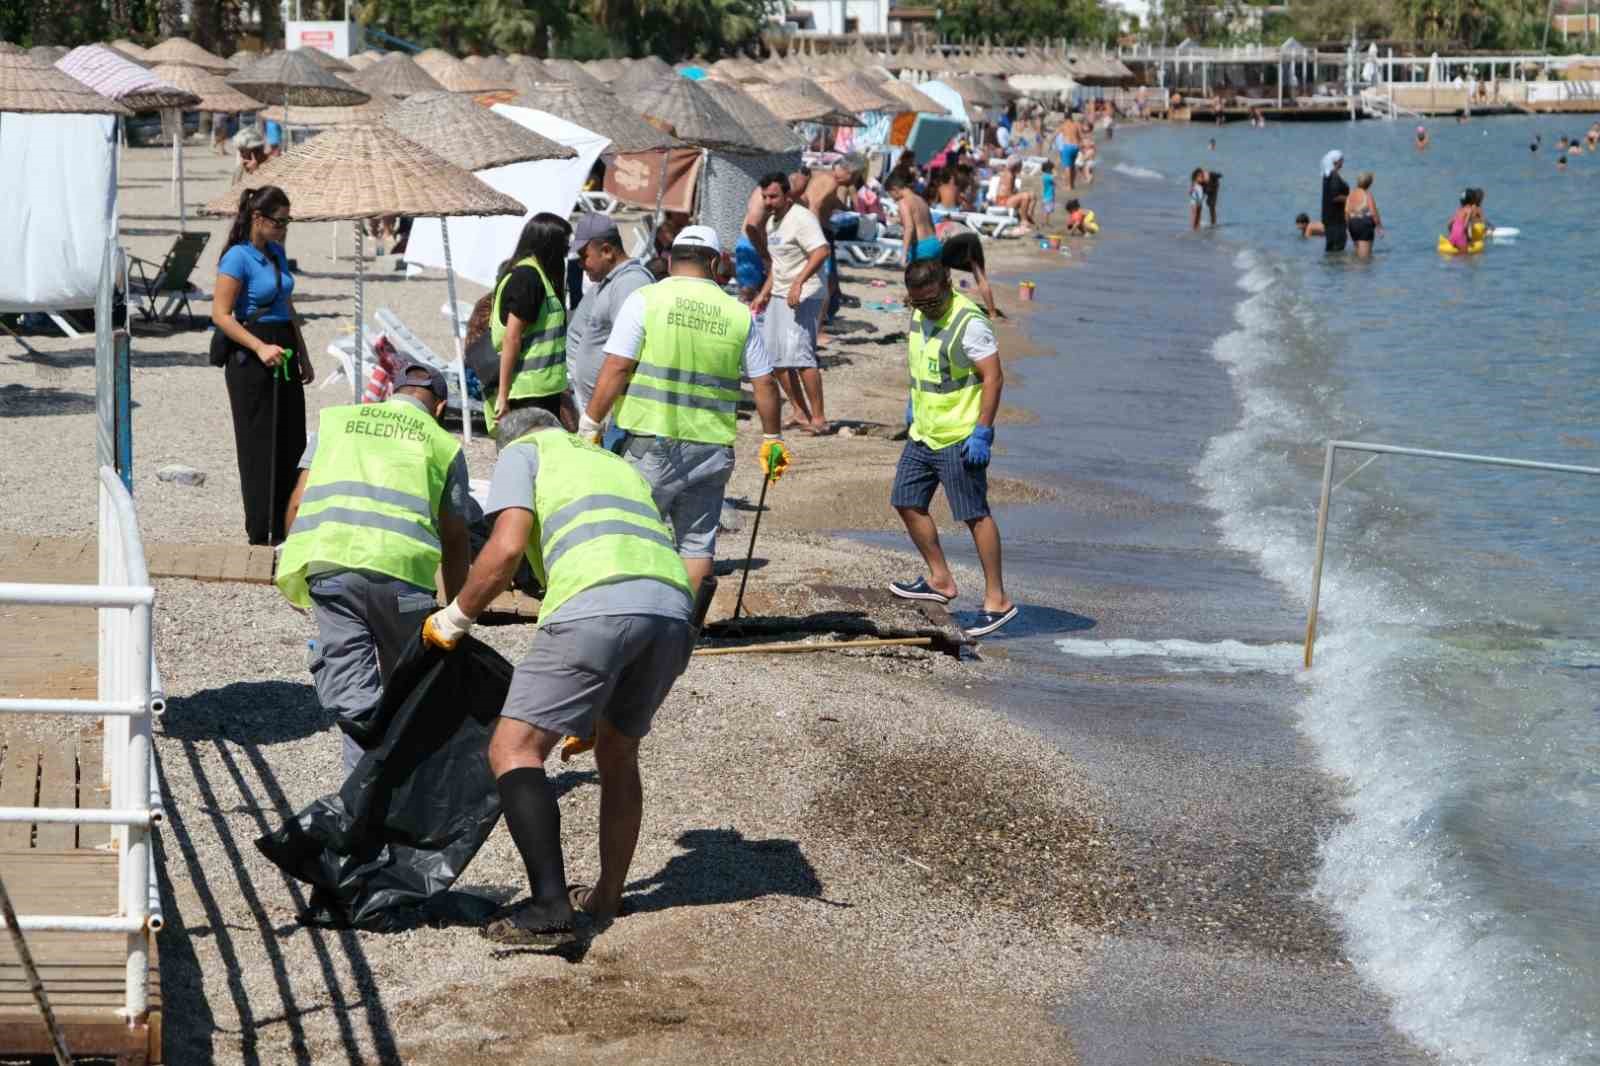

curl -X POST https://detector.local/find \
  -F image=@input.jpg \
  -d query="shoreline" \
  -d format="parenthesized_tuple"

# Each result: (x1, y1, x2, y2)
(0, 135, 1432, 1063)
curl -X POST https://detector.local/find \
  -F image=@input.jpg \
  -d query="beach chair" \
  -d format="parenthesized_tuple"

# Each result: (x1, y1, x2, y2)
(578, 190, 620, 215)
(836, 237, 903, 266)
(128, 231, 210, 327)
(374, 307, 481, 434)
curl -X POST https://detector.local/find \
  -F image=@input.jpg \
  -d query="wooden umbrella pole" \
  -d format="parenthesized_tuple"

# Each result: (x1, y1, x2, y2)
(0, 870, 74, 1066)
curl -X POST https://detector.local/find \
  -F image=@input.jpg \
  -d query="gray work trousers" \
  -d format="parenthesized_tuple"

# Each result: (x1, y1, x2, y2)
(307, 570, 438, 773)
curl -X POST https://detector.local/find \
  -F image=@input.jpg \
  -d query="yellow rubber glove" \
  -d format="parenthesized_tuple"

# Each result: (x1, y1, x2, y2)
(758, 437, 792, 482)
(559, 733, 595, 761)
(422, 601, 472, 651)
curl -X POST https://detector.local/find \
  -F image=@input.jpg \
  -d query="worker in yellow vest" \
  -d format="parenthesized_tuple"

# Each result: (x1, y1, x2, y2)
(277, 359, 472, 773)
(487, 214, 574, 434)
(422, 405, 695, 945)
(580, 224, 789, 594)
(887, 259, 1018, 638)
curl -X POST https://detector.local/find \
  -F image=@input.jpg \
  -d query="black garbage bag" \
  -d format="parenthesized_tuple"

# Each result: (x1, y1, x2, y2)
(255, 633, 511, 931)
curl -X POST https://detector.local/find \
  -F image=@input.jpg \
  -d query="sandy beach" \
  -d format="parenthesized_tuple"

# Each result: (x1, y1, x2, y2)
(1, 135, 1434, 1064)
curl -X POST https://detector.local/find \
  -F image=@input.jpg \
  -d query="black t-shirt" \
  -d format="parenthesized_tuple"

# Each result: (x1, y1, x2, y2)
(1321, 172, 1349, 227)
(496, 264, 547, 327)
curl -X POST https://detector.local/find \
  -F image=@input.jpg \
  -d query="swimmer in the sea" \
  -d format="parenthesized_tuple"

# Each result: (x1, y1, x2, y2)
(1556, 136, 1569, 151)
(1415, 125, 1429, 150)
(1530, 134, 1541, 153)
(1588, 124, 1600, 150)
(1295, 213, 1325, 238)
(1558, 154, 1568, 170)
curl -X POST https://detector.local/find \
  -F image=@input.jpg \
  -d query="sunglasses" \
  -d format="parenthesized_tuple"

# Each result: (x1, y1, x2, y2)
(260, 213, 292, 228)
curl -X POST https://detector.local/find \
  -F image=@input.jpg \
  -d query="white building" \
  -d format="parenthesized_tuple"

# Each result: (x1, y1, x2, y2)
(779, 0, 892, 35)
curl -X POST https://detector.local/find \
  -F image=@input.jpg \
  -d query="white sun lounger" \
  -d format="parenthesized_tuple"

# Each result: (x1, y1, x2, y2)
(578, 191, 620, 215)
(374, 307, 481, 438)
(836, 238, 903, 266)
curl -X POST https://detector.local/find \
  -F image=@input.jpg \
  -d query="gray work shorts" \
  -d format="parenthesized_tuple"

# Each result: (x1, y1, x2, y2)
(308, 570, 438, 773)
(762, 294, 823, 370)
(624, 435, 734, 559)
(500, 613, 695, 739)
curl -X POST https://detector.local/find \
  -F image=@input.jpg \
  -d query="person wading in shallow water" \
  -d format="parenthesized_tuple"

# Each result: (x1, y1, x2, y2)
(1321, 150, 1349, 253)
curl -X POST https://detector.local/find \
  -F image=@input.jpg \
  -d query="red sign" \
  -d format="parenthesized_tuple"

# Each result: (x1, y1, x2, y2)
(299, 30, 334, 48)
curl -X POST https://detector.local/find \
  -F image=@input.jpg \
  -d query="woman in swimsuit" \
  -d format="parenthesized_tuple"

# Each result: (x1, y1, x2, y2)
(1445, 189, 1474, 253)
(1345, 171, 1382, 258)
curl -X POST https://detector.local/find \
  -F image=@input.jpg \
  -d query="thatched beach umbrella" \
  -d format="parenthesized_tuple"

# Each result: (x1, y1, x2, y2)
(874, 79, 951, 115)
(298, 47, 353, 74)
(629, 75, 762, 152)
(698, 78, 806, 152)
(143, 37, 232, 73)
(204, 123, 525, 402)
(513, 80, 676, 153)
(0, 50, 131, 114)
(540, 57, 608, 93)
(0, 41, 24, 55)
(110, 39, 149, 60)
(475, 55, 516, 84)
(150, 61, 264, 114)
(411, 48, 457, 79)
(432, 60, 509, 94)
(384, 90, 575, 439)
(507, 59, 553, 92)
(764, 78, 862, 125)
(257, 88, 393, 128)
(815, 72, 897, 114)
(229, 48, 370, 130)
(612, 61, 669, 97)
(346, 50, 385, 71)
(350, 52, 443, 99)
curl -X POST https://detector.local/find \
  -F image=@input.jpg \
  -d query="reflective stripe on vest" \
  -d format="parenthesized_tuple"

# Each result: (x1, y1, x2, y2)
(614, 277, 749, 446)
(487, 256, 568, 432)
(274, 400, 461, 609)
(908, 291, 986, 450)
(512, 430, 691, 623)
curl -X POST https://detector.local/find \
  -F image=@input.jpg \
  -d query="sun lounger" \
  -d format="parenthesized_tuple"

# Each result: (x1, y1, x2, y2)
(374, 307, 481, 437)
(578, 191, 620, 215)
(836, 238, 903, 266)
(128, 231, 210, 327)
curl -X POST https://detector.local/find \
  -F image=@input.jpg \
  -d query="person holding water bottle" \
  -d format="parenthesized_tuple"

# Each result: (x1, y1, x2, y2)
(213, 185, 313, 546)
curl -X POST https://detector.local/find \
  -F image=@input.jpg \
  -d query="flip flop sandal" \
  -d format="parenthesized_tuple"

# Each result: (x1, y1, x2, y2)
(480, 902, 576, 947)
(890, 577, 953, 605)
(964, 605, 1020, 638)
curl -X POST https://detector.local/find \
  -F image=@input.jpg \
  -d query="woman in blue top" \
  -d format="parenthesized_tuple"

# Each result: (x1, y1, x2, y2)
(212, 185, 313, 545)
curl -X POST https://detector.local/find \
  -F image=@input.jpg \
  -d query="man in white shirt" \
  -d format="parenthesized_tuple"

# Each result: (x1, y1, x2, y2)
(752, 171, 831, 436)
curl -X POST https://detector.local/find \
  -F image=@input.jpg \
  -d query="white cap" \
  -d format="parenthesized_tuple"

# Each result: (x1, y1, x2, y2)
(672, 224, 721, 254)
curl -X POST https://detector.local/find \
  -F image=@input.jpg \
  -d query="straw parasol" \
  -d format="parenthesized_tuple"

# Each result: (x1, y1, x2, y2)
(0, 42, 23, 55)
(763, 78, 861, 125)
(512, 80, 676, 153)
(942, 75, 1003, 109)
(204, 123, 525, 404)
(257, 87, 393, 127)
(507, 59, 552, 90)
(57, 45, 199, 111)
(612, 60, 669, 97)
(28, 45, 69, 64)
(0, 51, 131, 114)
(345, 50, 384, 70)
(630, 55, 673, 80)
(540, 57, 608, 92)
(582, 57, 624, 83)
(431, 60, 509, 93)
(230, 49, 368, 106)
(698, 78, 807, 151)
(350, 52, 444, 98)
(629, 75, 763, 152)
(411, 48, 457, 79)
(815, 72, 897, 113)
(475, 55, 516, 83)
(298, 47, 353, 74)
(384, 90, 573, 170)
(142, 36, 232, 73)
(874, 78, 951, 115)
(150, 62, 263, 112)
(110, 39, 149, 59)
(384, 89, 575, 440)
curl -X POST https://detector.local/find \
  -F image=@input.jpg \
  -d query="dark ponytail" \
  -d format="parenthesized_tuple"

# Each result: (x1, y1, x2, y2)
(495, 212, 572, 304)
(221, 185, 291, 262)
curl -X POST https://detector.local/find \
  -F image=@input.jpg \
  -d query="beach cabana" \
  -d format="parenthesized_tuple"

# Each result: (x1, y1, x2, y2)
(204, 124, 524, 402)
(0, 53, 128, 332)
(385, 89, 575, 438)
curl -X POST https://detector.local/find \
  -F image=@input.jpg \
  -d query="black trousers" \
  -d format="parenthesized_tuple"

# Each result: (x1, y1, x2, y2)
(224, 321, 306, 545)
(1324, 222, 1348, 252)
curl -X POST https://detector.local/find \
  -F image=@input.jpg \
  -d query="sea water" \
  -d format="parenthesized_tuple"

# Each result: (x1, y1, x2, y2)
(1097, 117, 1600, 1064)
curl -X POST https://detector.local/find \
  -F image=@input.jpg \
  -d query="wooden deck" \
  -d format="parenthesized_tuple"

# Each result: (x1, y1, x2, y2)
(0, 532, 541, 619)
(0, 538, 162, 1063)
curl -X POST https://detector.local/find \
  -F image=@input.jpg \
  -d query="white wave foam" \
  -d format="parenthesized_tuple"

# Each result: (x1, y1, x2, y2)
(1194, 253, 1584, 1064)
(1054, 638, 1301, 673)
(1112, 162, 1165, 181)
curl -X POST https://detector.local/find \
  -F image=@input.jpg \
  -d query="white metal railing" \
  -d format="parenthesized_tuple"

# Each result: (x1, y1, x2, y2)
(0, 467, 163, 1025)
(1303, 441, 1600, 667)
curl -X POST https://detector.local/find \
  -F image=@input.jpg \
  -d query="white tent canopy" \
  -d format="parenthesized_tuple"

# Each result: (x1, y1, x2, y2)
(0, 113, 118, 313)
(405, 105, 609, 288)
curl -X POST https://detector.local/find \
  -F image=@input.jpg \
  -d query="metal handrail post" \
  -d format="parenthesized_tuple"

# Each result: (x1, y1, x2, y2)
(1302, 440, 1600, 667)
(1303, 441, 1336, 667)
(122, 599, 152, 1021)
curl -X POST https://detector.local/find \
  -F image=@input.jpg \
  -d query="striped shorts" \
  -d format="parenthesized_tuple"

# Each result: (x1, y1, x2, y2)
(890, 438, 990, 522)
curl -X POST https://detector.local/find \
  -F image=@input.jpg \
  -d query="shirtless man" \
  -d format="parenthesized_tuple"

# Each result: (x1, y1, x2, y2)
(932, 167, 960, 210)
(1055, 115, 1082, 191)
(994, 158, 1038, 229)
(887, 174, 939, 266)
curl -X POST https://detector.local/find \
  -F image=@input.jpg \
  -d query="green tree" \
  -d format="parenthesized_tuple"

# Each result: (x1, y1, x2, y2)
(937, 0, 1119, 45)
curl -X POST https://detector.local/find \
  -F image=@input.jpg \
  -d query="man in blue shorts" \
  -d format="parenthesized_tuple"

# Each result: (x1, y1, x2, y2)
(887, 259, 1017, 638)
